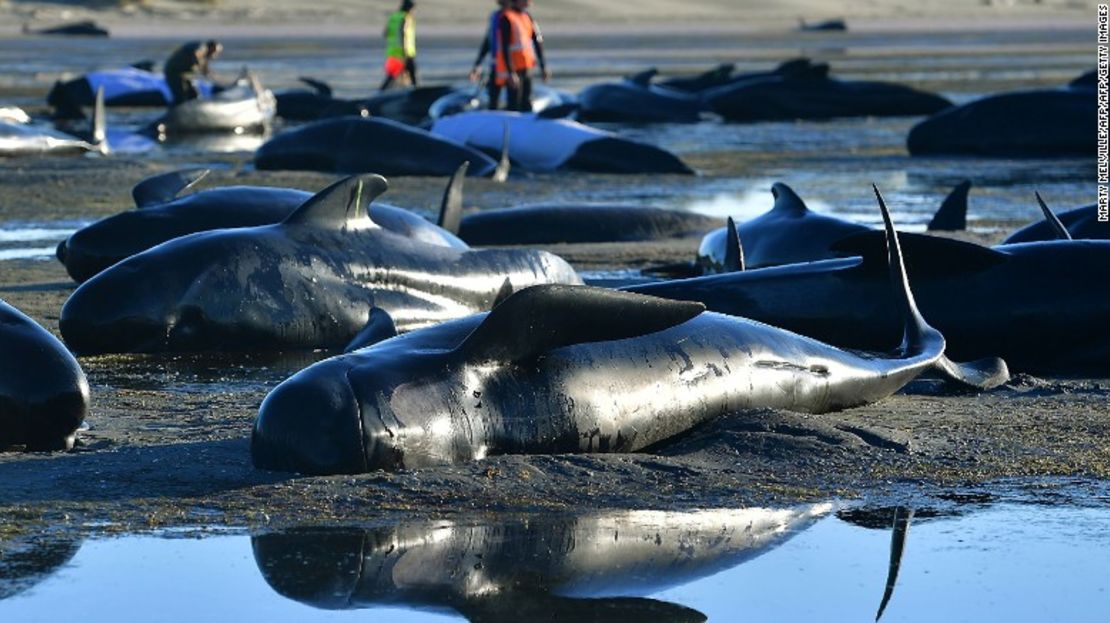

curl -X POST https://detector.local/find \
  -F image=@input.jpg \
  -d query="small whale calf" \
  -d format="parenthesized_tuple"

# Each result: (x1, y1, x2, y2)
(251, 191, 1005, 475)
(0, 299, 89, 451)
(60, 173, 580, 355)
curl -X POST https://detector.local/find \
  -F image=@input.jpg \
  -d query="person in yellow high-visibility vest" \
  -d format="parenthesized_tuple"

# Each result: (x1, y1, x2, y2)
(380, 0, 417, 91)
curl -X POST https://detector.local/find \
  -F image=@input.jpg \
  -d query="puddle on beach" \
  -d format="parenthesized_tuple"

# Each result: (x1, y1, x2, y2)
(1, 503, 1107, 622)
(0, 221, 84, 261)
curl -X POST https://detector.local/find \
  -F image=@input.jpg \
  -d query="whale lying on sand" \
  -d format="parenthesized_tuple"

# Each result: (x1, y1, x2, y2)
(695, 180, 971, 273)
(1002, 200, 1108, 243)
(153, 75, 275, 135)
(631, 231, 1110, 375)
(455, 204, 722, 246)
(60, 174, 580, 355)
(57, 166, 468, 282)
(255, 116, 505, 177)
(428, 84, 575, 119)
(47, 66, 215, 115)
(431, 111, 694, 174)
(1, 299, 89, 452)
(705, 61, 951, 122)
(907, 75, 1094, 157)
(577, 69, 705, 123)
(276, 82, 454, 124)
(253, 504, 831, 619)
(250, 191, 1005, 475)
(0, 88, 106, 157)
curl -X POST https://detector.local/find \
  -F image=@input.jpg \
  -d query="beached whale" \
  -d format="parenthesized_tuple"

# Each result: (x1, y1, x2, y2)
(59, 174, 580, 355)
(254, 116, 504, 177)
(0, 89, 106, 157)
(907, 78, 1094, 157)
(253, 504, 831, 620)
(57, 166, 468, 283)
(704, 62, 951, 122)
(454, 203, 722, 246)
(428, 83, 576, 119)
(153, 75, 275, 135)
(47, 66, 216, 116)
(431, 111, 694, 174)
(577, 69, 705, 123)
(250, 191, 1005, 475)
(23, 20, 108, 37)
(276, 82, 455, 123)
(655, 63, 738, 93)
(630, 232, 1110, 375)
(0, 299, 89, 452)
(695, 181, 972, 273)
(1003, 202, 1108, 243)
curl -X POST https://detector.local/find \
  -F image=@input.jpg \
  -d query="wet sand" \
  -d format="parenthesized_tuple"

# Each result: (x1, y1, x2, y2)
(0, 15, 1106, 539)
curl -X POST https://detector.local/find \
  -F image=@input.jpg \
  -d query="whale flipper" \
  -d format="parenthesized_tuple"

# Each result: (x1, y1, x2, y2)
(724, 216, 745, 272)
(926, 180, 971, 231)
(1035, 192, 1072, 240)
(131, 168, 211, 207)
(770, 182, 810, 214)
(283, 174, 389, 228)
(436, 162, 467, 235)
(458, 285, 704, 363)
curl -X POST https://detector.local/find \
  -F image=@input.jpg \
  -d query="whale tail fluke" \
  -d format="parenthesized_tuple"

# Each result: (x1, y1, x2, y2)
(723, 216, 745, 272)
(436, 162, 466, 234)
(1034, 192, 1072, 240)
(926, 180, 971, 231)
(873, 185, 1009, 389)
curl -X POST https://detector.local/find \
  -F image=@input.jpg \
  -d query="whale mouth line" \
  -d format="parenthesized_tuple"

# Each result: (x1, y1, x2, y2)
(346, 370, 370, 473)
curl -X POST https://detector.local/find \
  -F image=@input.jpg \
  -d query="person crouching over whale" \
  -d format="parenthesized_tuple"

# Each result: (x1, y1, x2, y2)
(164, 40, 223, 105)
(380, 0, 418, 90)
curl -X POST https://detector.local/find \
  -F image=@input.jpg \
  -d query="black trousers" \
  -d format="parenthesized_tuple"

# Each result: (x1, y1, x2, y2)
(504, 71, 532, 112)
(167, 73, 198, 105)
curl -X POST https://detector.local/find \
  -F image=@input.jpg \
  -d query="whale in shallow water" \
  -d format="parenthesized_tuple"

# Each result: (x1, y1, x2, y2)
(253, 504, 831, 621)
(695, 180, 972, 273)
(431, 111, 694, 174)
(576, 69, 705, 124)
(57, 167, 467, 282)
(59, 173, 580, 355)
(250, 191, 1005, 475)
(47, 66, 215, 116)
(704, 61, 951, 122)
(154, 75, 276, 135)
(254, 116, 504, 177)
(0, 299, 89, 452)
(631, 231, 1110, 375)
(907, 76, 1094, 157)
(1, 88, 106, 157)
(428, 84, 575, 119)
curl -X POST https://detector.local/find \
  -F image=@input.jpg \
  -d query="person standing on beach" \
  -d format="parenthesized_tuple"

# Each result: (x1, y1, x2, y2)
(163, 40, 222, 105)
(468, 0, 511, 109)
(484, 0, 550, 112)
(381, 0, 418, 90)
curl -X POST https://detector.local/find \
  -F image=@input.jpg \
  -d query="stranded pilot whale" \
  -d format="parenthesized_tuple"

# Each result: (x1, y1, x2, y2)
(695, 180, 970, 273)
(251, 190, 1005, 475)
(0, 299, 89, 451)
(57, 166, 468, 283)
(253, 504, 830, 621)
(59, 173, 580, 355)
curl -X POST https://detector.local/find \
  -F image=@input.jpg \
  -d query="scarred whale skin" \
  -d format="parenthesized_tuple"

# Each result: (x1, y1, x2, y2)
(252, 504, 831, 619)
(254, 116, 500, 177)
(58, 169, 466, 283)
(59, 174, 581, 355)
(0, 299, 89, 451)
(250, 195, 1006, 475)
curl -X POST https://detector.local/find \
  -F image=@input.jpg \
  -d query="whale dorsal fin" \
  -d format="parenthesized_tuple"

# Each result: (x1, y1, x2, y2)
(770, 182, 809, 215)
(297, 76, 332, 97)
(1035, 192, 1072, 240)
(343, 308, 398, 352)
(132, 168, 211, 207)
(492, 122, 511, 183)
(436, 162, 467, 235)
(831, 229, 1007, 277)
(723, 216, 745, 272)
(283, 174, 389, 228)
(457, 285, 704, 363)
(626, 68, 658, 87)
(926, 180, 971, 231)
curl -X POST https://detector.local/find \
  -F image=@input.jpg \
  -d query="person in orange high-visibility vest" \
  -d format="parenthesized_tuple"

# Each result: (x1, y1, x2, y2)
(492, 0, 549, 111)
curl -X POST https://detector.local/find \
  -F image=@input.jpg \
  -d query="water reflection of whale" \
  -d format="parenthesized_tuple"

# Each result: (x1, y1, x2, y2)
(0, 535, 83, 601)
(253, 504, 831, 622)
